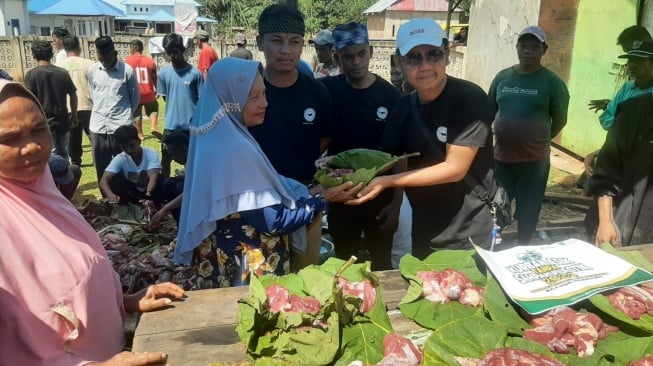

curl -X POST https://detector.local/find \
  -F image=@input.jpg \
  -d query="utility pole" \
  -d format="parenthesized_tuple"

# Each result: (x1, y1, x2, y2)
(285, 0, 298, 10)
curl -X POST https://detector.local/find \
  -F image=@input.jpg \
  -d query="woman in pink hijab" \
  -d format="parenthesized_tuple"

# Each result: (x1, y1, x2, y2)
(0, 80, 183, 365)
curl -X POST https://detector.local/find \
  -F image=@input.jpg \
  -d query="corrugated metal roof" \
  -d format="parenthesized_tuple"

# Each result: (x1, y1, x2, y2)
(364, 0, 462, 13)
(28, 0, 59, 13)
(364, 0, 398, 14)
(121, 0, 201, 6)
(37, 0, 123, 16)
(145, 8, 174, 21)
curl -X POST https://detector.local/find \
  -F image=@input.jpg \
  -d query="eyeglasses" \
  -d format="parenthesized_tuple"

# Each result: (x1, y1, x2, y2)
(401, 49, 446, 68)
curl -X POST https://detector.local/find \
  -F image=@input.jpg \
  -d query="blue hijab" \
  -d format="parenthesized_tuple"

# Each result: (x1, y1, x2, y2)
(174, 58, 308, 264)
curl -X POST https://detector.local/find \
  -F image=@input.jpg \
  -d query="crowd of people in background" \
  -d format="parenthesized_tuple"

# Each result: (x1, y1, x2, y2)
(3, 3, 653, 363)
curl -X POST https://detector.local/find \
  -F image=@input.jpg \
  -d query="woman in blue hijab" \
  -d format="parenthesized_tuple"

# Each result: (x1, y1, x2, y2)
(174, 58, 350, 288)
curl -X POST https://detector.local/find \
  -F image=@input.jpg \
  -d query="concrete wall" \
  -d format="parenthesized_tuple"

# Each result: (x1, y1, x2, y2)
(0, 35, 426, 85)
(464, 0, 542, 90)
(0, 0, 29, 36)
(562, 0, 639, 154)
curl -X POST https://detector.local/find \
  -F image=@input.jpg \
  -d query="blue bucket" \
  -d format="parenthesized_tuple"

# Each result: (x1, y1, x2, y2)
(319, 237, 335, 264)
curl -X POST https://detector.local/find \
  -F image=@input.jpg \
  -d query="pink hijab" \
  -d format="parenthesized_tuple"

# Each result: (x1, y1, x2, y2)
(0, 81, 125, 365)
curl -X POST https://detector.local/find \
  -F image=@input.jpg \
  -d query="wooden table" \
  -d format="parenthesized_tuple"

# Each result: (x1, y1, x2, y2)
(133, 244, 653, 365)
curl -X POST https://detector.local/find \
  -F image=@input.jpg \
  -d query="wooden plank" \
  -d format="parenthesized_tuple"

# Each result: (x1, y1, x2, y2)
(546, 217, 586, 227)
(134, 247, 653, 364)
(544, 192, 593, 205)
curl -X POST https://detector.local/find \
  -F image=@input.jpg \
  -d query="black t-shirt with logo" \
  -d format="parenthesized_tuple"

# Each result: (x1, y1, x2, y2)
(381, 76, 495, 250)
(319, 74, 401, 155)
(250, 72, 334, 183)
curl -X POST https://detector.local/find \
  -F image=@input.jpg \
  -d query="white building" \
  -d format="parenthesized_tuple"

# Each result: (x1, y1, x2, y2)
(0, 0, 30, 36)
(28, 0, 122, 36)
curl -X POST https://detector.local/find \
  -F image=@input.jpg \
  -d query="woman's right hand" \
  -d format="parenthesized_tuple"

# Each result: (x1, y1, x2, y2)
(97, 351, 168, 365)
(595, 219, 619, 247)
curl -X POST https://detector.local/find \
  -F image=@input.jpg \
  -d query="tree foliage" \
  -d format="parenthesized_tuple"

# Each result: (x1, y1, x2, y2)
(199, 0, 472, 38)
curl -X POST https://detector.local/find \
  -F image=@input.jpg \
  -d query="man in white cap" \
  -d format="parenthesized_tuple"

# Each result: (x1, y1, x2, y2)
(488, 25, 569, 243)
(193, 29, 218, 79)
(347, 18, 496, 259)
(309, 29, 339, 78)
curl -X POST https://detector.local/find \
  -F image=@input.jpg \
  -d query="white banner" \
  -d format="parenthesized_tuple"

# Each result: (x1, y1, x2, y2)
(174, 0, 197, 35)
(476, 239, 653, 314)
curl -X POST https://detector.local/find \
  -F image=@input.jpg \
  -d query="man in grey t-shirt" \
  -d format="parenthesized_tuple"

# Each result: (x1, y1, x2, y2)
(87, 36, 140, 186)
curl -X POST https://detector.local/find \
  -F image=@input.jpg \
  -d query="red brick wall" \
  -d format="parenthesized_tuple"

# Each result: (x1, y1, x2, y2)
(538, 0, 580, 83)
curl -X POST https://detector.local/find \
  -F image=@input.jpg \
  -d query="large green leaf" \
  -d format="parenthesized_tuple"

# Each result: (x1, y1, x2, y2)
(423, 312, 507, 365)
(483, 274, 530, 336)
(237, 257, 393, 364)
(598, 336, 653, 365)
(600, 243, 653, 273)
(314, 149, 403, 188)
(397, 251, 486, 330)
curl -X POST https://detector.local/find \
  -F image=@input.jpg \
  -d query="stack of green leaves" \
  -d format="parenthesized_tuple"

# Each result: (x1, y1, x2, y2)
(236, 258, 393, 365)
(398, 249, 652, 365)
(314, 148, 404, 188)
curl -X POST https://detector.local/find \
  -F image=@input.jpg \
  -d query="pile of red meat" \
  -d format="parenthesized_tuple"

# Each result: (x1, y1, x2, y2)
(417, 269, 484, 306)
(455, 348, 564, 366)
(607, 285, 653, 320)
(377, 334, 422, 366)
(338, 277, 377, 313)
(523, 306, 618, 357)
(99, 224, 195, 294)
(265, 284, 322, 314)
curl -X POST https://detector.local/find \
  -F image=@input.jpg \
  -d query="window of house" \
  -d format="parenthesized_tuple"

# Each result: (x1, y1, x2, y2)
(140, 7, 143, 11)
(40, 26, 51, 36)
(146, 7, 149, 12)
(134, 22, 148, 28)
(155, 23, 172, 34)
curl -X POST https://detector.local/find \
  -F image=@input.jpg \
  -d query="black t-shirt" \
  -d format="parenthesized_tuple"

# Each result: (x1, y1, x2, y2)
(381, 76, 495, 247)
(24, 64, 76, 131)
(250, 72, 334, 183)
(319, 74, 401, 154)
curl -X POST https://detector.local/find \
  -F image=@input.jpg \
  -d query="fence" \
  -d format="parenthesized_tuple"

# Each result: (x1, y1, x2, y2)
(0, 35, 466, 83)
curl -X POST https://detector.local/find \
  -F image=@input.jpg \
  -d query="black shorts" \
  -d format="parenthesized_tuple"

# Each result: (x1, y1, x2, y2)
(133, 100, 159, 119)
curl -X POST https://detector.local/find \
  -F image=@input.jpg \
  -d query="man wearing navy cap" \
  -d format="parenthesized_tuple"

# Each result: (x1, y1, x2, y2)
(348, 18, 496, 259)
(49, 154, 81, 201)
(488, 25, 569, 243)
(309, 29, 339, 78)
(319, 22, 402, 270)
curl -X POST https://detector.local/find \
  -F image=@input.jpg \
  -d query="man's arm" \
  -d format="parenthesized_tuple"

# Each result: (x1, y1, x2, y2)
(348, 144, 479, 205)
(145, 168, 161, 197)
(68, 90, 78, 127)
(99, 171, 119, 203)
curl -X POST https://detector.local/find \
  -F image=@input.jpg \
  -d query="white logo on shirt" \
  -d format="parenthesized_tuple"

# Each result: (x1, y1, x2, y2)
(436, 126, 447, 143)
(304, 108, 316, 123)
(376, 106, 389, 120)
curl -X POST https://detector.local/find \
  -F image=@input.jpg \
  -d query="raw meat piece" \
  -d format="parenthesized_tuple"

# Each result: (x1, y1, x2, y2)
(417, 269, 484, 306)
(417, 271, 448, 303)
(608, 285, 653, 320)
(460, 287, 484, 307)
(288, 294, 321, 314)
(378, 333, 422, 366)
(266, 284, 291, 313)
(631, 355, 653, 366)
(524, 306, 618, 357)
(338, 278, 377, 313)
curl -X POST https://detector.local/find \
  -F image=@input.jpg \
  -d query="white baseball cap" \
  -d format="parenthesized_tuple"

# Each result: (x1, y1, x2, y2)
(396, 18, 447, 56)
